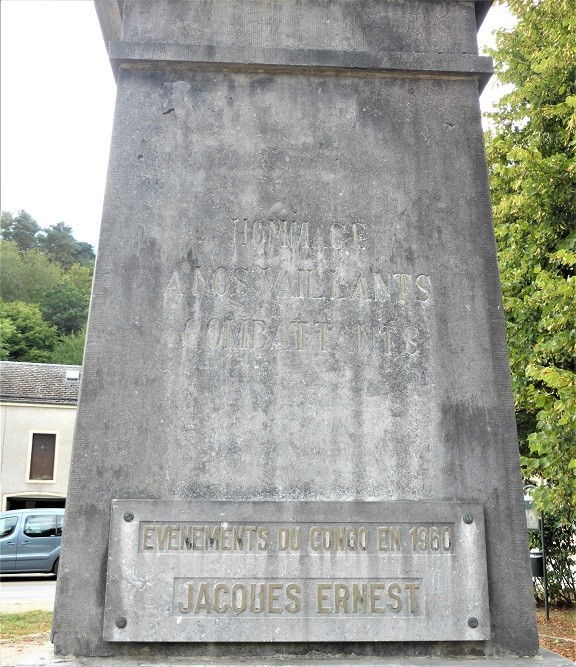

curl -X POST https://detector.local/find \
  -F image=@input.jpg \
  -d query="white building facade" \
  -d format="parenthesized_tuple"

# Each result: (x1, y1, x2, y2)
(0, 362, 80, 511)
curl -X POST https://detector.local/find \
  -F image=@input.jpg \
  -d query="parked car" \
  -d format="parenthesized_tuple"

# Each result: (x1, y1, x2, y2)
(0, 508, 64, 576)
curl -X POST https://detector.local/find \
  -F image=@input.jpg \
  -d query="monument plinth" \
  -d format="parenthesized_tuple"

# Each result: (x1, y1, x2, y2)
(53, 0, 539, 660)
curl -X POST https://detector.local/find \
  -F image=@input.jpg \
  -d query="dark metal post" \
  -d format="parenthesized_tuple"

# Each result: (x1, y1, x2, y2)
(540, 513, 549, 622)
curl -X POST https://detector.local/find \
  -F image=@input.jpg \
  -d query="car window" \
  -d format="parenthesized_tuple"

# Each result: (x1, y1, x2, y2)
(23, 514, 56, 538)
(56, 514, 65, 536)
(0, 516, 18, 538)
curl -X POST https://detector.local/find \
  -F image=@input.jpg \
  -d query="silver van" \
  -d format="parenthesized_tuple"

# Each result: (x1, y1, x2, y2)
(0, 508, 64, 576)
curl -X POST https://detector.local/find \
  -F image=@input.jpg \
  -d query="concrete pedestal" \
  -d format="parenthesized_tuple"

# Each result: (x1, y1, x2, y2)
(53, 0, 538, 660)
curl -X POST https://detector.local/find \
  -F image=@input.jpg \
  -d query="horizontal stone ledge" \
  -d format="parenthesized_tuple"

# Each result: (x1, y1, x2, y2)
(108, 42, 493, 91)
(16, 648, 576, 666)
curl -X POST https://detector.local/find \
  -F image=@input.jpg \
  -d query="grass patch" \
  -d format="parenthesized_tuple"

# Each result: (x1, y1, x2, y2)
(0, 610, 53, 641)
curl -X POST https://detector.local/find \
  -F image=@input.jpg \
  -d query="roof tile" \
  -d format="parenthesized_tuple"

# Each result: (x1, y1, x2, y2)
(0, 361, 81, 405)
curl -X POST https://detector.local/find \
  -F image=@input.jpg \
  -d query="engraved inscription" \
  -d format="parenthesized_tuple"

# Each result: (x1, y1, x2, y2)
(184, 317, 422, 354)
(162, 211, 435, 361)
(231, 218, 367, 252)
(173, 578, 423, 617)
(139, 522, 453, 555)
(165, 266, 432, 303)
(176, 580, 303, 615)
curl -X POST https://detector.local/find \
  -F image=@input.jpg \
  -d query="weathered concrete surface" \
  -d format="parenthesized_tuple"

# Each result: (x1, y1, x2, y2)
(53, 0, 537, 659)
(14, 649, 576, 667)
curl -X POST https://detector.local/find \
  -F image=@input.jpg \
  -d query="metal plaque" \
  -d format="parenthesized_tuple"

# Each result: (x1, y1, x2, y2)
(104, 500, 489, 642)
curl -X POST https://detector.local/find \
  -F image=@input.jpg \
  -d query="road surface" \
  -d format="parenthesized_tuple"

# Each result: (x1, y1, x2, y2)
(0, 574, 56, 612)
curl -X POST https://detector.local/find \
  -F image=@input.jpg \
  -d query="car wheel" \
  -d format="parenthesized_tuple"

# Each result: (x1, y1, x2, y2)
(53, 558, 59, 577)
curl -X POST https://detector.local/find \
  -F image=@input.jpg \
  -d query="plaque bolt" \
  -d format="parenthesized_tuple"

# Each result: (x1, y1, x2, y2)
(463, 513, 474, 524)
(115, 617, 127, 629)
(468, 617, 479, 628)
(123, 512, 134, 522)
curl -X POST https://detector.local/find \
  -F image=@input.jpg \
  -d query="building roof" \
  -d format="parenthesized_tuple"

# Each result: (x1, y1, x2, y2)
(0, 362, 81, 406)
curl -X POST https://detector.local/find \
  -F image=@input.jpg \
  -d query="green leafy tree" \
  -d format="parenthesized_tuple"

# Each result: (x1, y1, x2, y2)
(66, 263, 94, 296)
(0, 319, 17, 359)
(0, 300, 57, 362)
(49, 328, 86, 365)
(0, 212, 94, 361)
(74, 241, 97, 267)
(40, 281, 90, 336)
(485, 0, 576, 517)
(37, 222, 95, 269)
(0, 210, 40, 250)
(0, 241, 65, 303)
(1, 211, 14, 239)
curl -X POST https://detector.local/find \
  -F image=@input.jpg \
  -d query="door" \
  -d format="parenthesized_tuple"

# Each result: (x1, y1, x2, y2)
(0, 515, 20, 571)
(16, 513, 59, 572)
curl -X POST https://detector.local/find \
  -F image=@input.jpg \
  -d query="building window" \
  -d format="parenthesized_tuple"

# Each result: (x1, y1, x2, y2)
(29, 433, 56, 481)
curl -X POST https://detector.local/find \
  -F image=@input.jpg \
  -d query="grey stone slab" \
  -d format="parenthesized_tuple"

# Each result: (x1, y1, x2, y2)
(53, 0, 537, 659)
(14, 649, 576, 666)
(108, 43, 493, 91)
(474, 2, 492, 28)
(94, 0, 496, 49)
(121, 0, 480, 56)
(53, 61, 536, 658)
(103, 500, 489, 642)
(94, 1, 122, 46)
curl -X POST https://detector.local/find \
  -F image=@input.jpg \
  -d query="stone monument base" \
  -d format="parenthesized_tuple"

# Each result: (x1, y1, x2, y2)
(54, 0, 538, 661)
(14, 648, 574, 667)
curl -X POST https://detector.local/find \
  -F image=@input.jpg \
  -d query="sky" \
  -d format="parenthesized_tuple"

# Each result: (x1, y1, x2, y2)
(1, 1, 514, 251)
